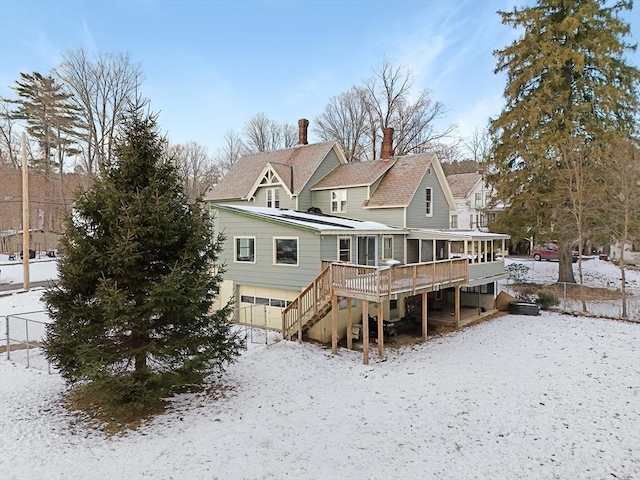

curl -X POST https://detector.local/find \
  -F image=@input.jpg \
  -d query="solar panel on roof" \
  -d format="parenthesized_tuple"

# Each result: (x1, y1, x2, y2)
(267, 212, 354, 229)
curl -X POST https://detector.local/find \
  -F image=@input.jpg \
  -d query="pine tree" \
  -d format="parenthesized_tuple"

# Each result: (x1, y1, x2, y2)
(43, 106, 243, 409)
(488, 0, 640, 283)
(10, 72, 83, 175)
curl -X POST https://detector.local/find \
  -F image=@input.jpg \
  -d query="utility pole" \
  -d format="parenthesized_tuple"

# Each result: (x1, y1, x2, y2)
(22, 132, 30, 291)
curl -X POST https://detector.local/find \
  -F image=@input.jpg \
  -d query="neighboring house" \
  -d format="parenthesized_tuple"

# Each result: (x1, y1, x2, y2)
(446, 171, 500, 231)
(609, 241, 640, 265)
(207, 120, 510, 363)
(0, 164, 90, 253)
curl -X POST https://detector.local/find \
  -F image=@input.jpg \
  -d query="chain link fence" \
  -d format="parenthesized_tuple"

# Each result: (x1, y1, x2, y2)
(234, 304, 281, 346)
(1, 305, 281, 372)
(503, 280, 640, 322)
(2, 310, 54, 372)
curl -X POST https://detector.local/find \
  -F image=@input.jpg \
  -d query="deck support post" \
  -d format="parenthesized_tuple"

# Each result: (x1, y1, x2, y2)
(331, 294, 338, 354)
(422, 291, 428, 341)
(455, 285, 461, 328)
(377, 301, 384, 359)
(362, 299, 369, 365)
(346, 296, 353, 350)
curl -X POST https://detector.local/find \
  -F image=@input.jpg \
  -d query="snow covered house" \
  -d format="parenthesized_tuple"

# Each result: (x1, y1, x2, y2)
(206, 120, 509, 362)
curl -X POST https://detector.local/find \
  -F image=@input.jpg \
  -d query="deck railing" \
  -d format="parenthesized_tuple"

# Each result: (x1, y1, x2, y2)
(282, 264, 332, 339)
(282, 258, 468, 338)
(331, 258, 468, 301)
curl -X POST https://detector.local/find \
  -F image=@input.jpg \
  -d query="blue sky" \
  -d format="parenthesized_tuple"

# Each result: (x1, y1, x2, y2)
(1, 0, 638, 157)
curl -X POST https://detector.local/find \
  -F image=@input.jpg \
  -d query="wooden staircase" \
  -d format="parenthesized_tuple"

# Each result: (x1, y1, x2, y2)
(282, 265, 332, 340)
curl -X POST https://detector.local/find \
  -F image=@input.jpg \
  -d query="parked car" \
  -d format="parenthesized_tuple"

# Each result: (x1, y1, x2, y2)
(532, 243, 578, 262)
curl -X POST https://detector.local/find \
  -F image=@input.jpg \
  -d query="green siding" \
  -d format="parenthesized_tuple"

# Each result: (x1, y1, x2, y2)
(468, 261, 507, 284)
(406, 171, 450, 229)
(252, 186, 296, 210)
(320, 233, 406, 265)
(298, 148, 343, 211)
(313, 186, 406, 227)
(217, 209, 322, 290)
(320, 235, 338, 262)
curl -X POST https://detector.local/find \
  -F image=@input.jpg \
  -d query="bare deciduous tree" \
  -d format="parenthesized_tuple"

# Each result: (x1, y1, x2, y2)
(463, 127, 492, 164)
(313, 60, 455, 162)
(0, 97, 21, 167)
(281, 122, 298, 149)
(599, 138, 640, 319)
(313, 87, 369, 162)
(54, 48, 145, 176)
(242, 113, 296, 153)
(363, 60, 455, 159)
(214, 129, 246, 176)
(430, 140, 463, 165)
(552, 139, 603, 310)
(166, 141, 220, 202)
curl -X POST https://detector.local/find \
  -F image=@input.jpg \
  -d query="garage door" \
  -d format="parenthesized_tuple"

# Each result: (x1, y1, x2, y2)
(237, 285, 297, 330)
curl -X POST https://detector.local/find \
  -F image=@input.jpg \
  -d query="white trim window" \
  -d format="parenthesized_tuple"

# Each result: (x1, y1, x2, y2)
(235, 237, 255, 263)
(382, 236, 393, 260)
(425, 187, 433, 217)
(267, 187, 280, 208)
(450, 215, 458, 229)
(338, 236, 351, 262)
(331, 189, 347, 213)
(475, 192, 482, 207)
(274, 237, 298, 266)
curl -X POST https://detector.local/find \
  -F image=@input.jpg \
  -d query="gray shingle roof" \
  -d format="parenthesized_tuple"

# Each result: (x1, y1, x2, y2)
(446, 172, 482, 199)
(312, 152, 438, 208)
(206, 141, 337, 200)
(365, 153, 435, 207)
(310, 160, 395, 190)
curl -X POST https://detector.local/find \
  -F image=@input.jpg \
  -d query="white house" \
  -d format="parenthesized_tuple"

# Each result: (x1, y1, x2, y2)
(446, 171, 500, 231)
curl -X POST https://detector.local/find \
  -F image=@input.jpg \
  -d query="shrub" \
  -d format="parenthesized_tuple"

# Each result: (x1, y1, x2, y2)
(516, 285, 536, 303)
(507, 263, 530, 283)
(536, 291, 560, 310)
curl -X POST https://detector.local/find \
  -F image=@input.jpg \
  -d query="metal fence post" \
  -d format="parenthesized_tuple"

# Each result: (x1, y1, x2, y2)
(5, 315, 9, 361)
(263, 305, 268, 345)
(25, 317, 30, 368)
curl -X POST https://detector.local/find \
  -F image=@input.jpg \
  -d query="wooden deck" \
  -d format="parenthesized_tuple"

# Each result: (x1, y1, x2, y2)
(282, 259, 468, 341)
(331, 259, 467, 302)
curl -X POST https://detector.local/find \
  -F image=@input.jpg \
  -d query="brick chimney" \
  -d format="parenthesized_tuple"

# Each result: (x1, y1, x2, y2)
(298, 118, 309, 145)
(381, 127, 394, 159)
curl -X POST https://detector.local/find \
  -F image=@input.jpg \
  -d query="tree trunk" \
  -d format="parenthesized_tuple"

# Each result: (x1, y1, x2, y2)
(620, 261, 628, 320)
(557, 243, 576, 284)
(134, 350, 147, 375)
(619, 231, 629, 320)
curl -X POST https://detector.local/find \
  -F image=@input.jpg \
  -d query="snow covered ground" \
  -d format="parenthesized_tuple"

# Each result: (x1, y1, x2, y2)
(0, 255, 58, 286)
(502, 257, 640, 320)
(1, 257, 639, 479)
(504, 256, 640, 290)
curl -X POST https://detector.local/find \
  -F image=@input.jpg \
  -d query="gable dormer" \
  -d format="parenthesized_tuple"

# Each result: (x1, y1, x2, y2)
(206, 133, 345, 211)
(245, 162, 295, 209)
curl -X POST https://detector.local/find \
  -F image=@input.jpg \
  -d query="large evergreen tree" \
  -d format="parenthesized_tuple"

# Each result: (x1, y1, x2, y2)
(43, 106, 243, 408)
(10, 72, 83, 175)
(488, 0, 639, 283)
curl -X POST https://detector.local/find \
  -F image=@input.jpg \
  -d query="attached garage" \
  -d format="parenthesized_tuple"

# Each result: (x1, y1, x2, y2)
(236, 285, 298, 331)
